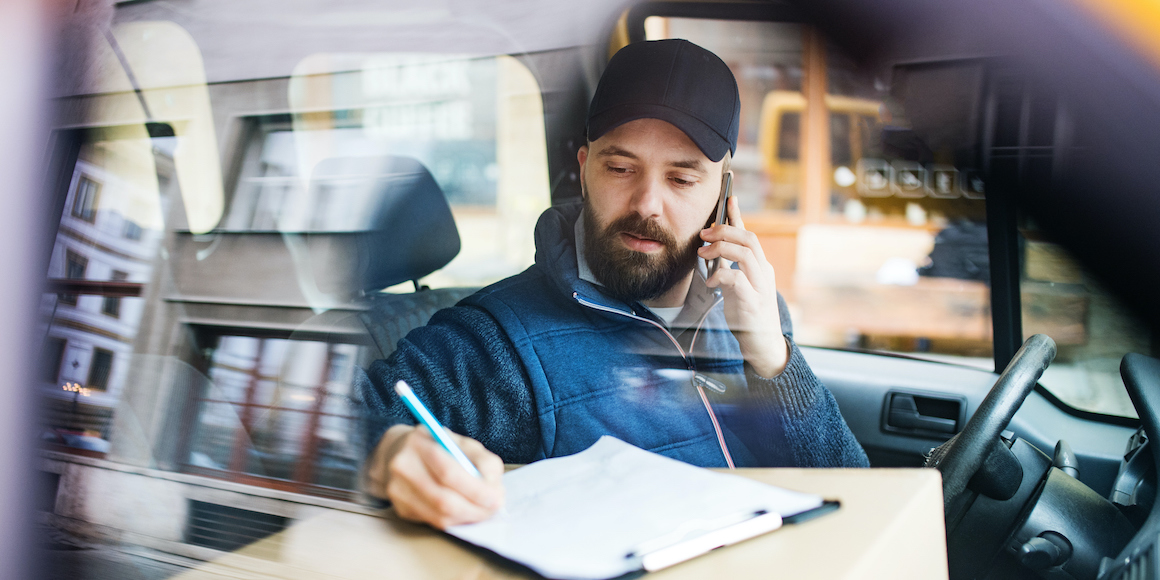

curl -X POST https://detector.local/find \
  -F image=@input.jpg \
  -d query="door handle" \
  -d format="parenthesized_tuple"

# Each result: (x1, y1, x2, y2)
(883, 392, 963, 437)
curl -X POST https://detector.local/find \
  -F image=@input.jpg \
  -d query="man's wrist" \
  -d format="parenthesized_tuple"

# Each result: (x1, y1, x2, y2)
(743, 334, 790, 378)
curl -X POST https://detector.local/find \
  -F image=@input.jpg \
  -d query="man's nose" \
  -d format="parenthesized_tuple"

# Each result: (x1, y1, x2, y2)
(628, 174, 665, 219)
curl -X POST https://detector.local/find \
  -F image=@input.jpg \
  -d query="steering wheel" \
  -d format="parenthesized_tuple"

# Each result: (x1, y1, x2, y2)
(925, 334, 1057, 513)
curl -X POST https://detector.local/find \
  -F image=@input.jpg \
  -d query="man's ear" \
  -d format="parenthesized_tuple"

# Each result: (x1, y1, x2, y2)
(577, 145, 589, 198)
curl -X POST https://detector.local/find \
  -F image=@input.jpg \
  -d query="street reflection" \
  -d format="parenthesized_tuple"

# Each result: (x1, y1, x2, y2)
(40, 133, 168, 454)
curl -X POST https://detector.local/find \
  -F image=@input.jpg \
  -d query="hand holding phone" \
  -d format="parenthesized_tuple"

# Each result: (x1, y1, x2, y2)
(707, 170, 734, 281)
(697, 170, 790, 377)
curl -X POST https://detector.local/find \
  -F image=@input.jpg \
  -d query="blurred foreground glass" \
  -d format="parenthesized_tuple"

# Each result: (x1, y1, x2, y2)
(39, 131, 170, 454)
(644, 15, 992, 367)
(37, 7, 548, 577)
(222, 53, 549, 290)
(39, 28, 550, 559)
(188, 337, 365, 493)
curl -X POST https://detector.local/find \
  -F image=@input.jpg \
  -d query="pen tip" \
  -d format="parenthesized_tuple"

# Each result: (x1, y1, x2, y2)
(394, 380, 411, 397)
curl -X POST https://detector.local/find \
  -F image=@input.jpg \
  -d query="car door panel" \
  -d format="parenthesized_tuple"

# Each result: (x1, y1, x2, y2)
(803, 346, 1134, 497)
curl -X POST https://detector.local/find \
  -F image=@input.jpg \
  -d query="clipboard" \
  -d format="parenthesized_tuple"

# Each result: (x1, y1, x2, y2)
(445, 437, 840, 580)
(631, 501, 841, 573)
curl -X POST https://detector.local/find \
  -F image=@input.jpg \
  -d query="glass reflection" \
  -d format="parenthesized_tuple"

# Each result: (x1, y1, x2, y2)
(189, 337, 363, 492)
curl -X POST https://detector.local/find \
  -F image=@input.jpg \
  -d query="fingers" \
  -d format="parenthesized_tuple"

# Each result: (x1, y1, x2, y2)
(698, 239, 761, 286)
(387, 444, 497, 529)
(365, 424, 412, 498)
(412, 431, 504, 510)
(704, 195, 789, 376)
(726, 193, 745, 230)
(702, 267, 759, 308)
(367, 426, 505, 529)
(700, 210, 766, 266)
(453, 432, 507, 485)
(699, 196, 777, 295)
(699, 239, 776, 298)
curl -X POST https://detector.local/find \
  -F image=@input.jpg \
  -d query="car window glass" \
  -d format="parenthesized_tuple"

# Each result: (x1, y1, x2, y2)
(41, 130, 169, 452)
(39, 19, 550, 491)
(646, 17, 804, 214)
(188, 336, 365, 491)
(223, 53, 549, 289)
(1021, 227, 1145, 418)
(645, 16, 993, 369)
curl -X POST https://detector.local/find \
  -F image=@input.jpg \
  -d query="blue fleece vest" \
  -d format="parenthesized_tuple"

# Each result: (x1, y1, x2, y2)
(456, 203, 753, 466)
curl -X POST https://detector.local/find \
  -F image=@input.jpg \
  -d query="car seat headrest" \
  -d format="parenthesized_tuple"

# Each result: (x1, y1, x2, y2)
(310, 156, 460, 293)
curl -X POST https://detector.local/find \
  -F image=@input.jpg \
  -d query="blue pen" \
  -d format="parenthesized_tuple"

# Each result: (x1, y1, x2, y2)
(394, 380, 483, 479)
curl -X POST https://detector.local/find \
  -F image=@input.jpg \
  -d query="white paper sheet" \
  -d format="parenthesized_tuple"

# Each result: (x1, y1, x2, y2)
(445, 437, 823, 580)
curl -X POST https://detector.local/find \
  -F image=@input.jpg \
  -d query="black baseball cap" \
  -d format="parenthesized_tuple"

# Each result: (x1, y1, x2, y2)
(586, 39, 740, 162)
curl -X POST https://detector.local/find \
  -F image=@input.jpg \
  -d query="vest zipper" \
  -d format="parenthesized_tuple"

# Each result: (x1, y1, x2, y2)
(571, 291, 727, 393)
(573, 290, 736, 468)
(572, 292, 689, 361)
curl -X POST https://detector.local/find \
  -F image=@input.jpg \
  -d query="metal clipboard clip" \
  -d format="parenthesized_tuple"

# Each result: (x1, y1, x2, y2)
(626, 509, 784, 572)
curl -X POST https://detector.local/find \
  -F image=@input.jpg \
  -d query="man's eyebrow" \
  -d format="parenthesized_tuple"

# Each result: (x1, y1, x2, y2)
(595, 145, 638, 159)
(596, 146, 707, 172)
(670, 158, 706, 172)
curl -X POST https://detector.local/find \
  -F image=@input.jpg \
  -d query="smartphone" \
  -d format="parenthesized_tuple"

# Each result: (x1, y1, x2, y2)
(706, 170, 734, 280)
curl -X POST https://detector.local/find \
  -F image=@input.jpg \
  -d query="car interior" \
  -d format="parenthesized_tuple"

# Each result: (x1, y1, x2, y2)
(21, 0, 1160, 579)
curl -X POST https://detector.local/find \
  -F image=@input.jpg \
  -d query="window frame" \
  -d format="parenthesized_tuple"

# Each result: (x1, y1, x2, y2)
(175, 326, 370, 501)
(59, 249, 88, 306)
(71, 174, 101, 223)
(42, 337, 67, 383)
(776, 111, 801, 161)
(624, 2, 807, 44)
(87, 347, 113, 391)
(100, 271, 128, 318)
(220, 114, 295, 233)
(122, 220, 143, 241)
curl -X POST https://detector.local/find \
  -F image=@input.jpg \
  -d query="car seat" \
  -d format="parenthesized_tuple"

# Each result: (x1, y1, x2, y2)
(310, 155, 477, 360)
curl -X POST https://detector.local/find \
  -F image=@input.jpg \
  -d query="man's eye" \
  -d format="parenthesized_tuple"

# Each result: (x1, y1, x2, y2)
(671, 177, 694, 186)
(608, 165, 631, 174)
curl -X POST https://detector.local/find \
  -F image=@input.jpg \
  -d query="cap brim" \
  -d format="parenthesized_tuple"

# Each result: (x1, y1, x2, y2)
(587, 103, 731, 162)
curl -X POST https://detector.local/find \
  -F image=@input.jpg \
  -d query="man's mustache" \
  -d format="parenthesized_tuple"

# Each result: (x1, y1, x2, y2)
(608, 215, 677, 249)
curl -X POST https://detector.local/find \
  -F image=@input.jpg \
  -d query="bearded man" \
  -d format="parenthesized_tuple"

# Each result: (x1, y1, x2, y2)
(357, 39, 868, 529)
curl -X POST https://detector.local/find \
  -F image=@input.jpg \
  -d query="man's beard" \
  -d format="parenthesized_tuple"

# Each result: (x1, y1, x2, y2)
(581, 196, 702, 303)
